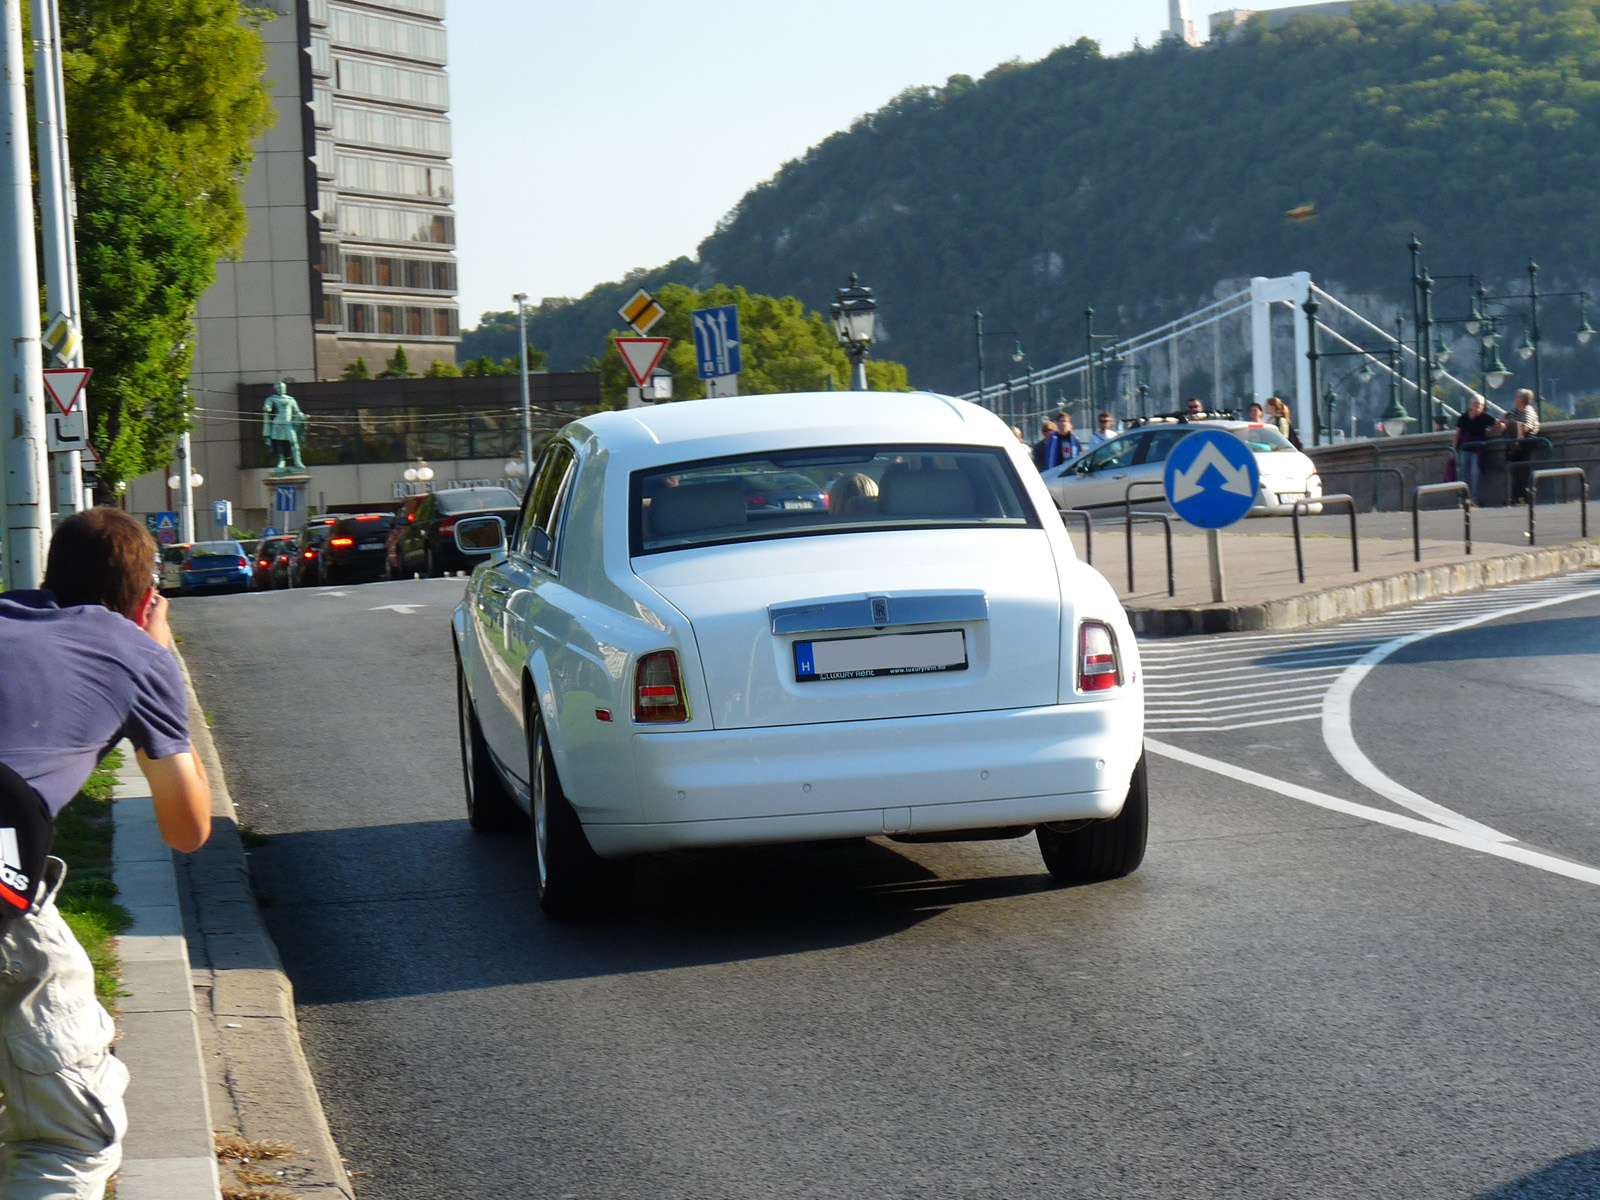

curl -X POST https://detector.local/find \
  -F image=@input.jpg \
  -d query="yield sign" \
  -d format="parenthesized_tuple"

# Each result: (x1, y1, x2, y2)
(615, 337, 670, 387)
(42, 366, 92, 414)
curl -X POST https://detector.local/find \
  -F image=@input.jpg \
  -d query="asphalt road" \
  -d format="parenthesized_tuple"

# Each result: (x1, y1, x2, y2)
(173, 571, 1600, 1200)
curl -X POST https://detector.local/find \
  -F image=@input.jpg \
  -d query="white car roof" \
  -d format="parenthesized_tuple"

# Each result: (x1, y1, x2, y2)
(568, 392, 1013, 467)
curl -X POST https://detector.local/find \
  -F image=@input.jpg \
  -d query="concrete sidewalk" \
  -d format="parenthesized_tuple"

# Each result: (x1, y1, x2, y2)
(1066, 501, 1598, 634)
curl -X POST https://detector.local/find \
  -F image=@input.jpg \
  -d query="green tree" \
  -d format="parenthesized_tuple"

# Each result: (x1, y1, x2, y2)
(75, 157, 213, 489)
(597, 283, 911, 407)
(341, 356, 371, 381)
(379, 345, 413, 378)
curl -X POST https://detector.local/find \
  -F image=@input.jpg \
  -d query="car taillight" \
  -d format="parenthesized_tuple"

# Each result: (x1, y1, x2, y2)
(330, 537, 353, 547)
(236, 557, 248, 568)
(633, 650, 689, 723)
(439, 517, 458, 534)
(745, 494, 767, 507)
(1078, 621, 1122, 693)
(305, 549, 317, 558)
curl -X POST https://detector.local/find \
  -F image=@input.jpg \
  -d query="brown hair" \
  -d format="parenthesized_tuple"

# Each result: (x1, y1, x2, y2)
(43, 507, 156, 619)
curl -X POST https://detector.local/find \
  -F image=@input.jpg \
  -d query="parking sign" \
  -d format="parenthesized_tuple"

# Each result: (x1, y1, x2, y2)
(691, 305, 741, 380)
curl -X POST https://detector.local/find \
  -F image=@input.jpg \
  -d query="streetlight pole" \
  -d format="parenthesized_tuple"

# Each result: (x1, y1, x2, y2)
(1, 0, 49, 586)
(1528, 259, 1543, 415)
(831, 274, 877, 391)
(514, 292, 531, 476)
(1418, 271, 1435, 431)
(1084, 308, 1095, 411)
(973, 310, 985, 404)
(1303, 296, 1322, 442)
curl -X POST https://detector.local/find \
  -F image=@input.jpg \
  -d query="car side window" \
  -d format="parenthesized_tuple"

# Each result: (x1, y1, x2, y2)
(1083, 435, 1139, 472)
(1136, 429, 1191, 466)
(518, 442, 576, 565)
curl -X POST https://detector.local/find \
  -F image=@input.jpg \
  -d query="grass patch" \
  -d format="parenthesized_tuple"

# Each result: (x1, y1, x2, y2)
(55, 748, 133, 1009)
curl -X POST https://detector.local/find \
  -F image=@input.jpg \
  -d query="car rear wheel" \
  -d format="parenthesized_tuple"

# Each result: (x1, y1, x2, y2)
(1037, 753, 1148, 884)
(528, 708, 630, 918)
(457, 660, 522, 832)
(425, 544, 438, 578)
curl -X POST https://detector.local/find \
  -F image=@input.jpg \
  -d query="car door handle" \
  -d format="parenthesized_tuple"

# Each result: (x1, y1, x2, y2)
(1112, 472, 1128, 479)
(487, 582, 512, 595)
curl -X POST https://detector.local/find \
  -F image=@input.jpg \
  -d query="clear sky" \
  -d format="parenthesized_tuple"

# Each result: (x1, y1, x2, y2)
(447, 1, 1318, 324)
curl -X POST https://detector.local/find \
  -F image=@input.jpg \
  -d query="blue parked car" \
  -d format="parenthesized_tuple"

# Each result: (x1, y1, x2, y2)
(179, 540, 252, 595)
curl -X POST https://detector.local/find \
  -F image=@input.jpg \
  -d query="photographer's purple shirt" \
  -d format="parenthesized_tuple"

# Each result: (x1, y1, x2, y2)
(0, 590, 189, 816)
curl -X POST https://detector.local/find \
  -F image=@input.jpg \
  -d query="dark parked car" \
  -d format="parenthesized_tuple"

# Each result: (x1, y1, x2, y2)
(320, 513, 395, 585)
(252, 536, 297, 590)
(179, 541, 252, 595)
(387, 487, 520, 579)
(699, 468, 830, 518)
(289, 517, 345, 588)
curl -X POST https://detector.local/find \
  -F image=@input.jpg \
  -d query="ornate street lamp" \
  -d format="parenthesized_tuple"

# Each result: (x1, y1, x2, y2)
(831, 273, 877, 391)
(403, 459, 434, 484)
(166, 470, 202, 489)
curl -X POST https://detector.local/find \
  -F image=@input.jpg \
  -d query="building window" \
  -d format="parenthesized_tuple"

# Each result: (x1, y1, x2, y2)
(335, 152, 452, 199)
(328, 6, 446, 65)
(338, 201, 454, 245)
(312, 86, 334, 129)
(346, 303, 374, 333)
(310, 35, 332, 77)
(353, 0, 445, 17)
(335, 253, 455, 293)
(308, 0, 329, 24)
(333, 104, 450, 155)
(334, 57, 448, 109)
(316, 189, 339, 226)
(314, 136, 336, 180)
(433, 307, 458, 336)
(321, 294, 343, 326)
(319, 241, 341, 276)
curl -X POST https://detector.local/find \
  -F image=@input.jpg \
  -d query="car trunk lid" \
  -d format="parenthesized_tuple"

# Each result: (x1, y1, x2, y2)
(633, 528, 1063, 729)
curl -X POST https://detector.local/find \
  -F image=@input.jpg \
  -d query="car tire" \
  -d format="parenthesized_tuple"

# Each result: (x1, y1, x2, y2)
(1037, 752, 1148, 884)
(527, 707, 631, 918)
(425, 544, 438, 578)
(457, 659, 523, 832)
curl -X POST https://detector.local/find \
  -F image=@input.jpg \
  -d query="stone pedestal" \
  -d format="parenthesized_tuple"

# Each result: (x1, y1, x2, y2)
(262, 472, 310, 532)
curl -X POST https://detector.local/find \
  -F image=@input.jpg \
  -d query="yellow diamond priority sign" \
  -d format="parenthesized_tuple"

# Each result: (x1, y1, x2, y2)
(617, 288, 665, 336)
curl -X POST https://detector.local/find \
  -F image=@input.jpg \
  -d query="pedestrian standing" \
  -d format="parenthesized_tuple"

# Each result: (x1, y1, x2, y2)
(1266, 397, 1303, 449)
(1454, 396, 1500, 504)
(1088, 412, 1118, 449)
(1056, 412, 1084, 463)
(1184, 397, 1205, 417)
(0, 507, 212, 1200)
(1247, 402, 1265, 422)
(1503, 389, 1541, 503)
(1031, 420, 1058, 471)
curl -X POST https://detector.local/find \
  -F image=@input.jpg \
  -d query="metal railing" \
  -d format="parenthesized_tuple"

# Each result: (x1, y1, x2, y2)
(1123, 479, 1168, 525)
(1412, 481, 1472, 561)
(1313, 466, 1406, 512)
(1124, 511, 1176, 597)
(1451, 435, 1553, 506)
(1057, 508, 1093, 565)
(1528, 468, 1589, 546)
(1291, 495, 1358, 583)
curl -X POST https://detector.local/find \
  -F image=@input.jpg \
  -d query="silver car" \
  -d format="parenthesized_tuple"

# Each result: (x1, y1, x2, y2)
(1041, 419, 1322, 516)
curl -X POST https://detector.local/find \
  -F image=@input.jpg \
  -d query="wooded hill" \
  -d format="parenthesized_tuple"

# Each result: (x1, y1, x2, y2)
(489, 0, 1600, 396)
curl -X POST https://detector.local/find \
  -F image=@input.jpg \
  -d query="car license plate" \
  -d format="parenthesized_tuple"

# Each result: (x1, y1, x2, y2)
(359, 541, 383, 549)
(794, 629, 967, 682)
(782, 500, 815, 510)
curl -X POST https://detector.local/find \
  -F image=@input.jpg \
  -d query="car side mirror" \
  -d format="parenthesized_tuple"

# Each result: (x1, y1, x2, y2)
(454, 514, 506, 556)
(1076, 462, 1091, 476)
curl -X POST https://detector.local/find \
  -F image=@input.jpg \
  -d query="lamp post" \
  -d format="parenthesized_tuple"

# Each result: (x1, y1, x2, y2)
(513, 292, 531, 474)
(403, 459, 434, 487)
(1305, 297, 1416, 437)
(831, 273, 877, 391)
(1084, 307, 1119, 414)
(973, 310, 985, 403)
(974, 313, 1025, 423)
(166, 433, 203, 543)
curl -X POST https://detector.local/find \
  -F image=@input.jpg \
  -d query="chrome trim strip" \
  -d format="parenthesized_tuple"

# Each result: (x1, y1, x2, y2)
(769, 590, 988, 635)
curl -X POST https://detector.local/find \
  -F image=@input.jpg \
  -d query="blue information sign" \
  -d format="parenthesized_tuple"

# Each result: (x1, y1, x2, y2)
(690, 304, 741, 380)
(274, 485, 300, 514)
(149, 511, 179, 546)
(1162, 429, 1261, 529)
(261, 525, 281, 538)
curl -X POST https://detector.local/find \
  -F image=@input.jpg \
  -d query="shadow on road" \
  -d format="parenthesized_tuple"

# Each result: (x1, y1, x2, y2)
(250, 819, 1061, 1006)
(1474, 1147, 1600, 1198)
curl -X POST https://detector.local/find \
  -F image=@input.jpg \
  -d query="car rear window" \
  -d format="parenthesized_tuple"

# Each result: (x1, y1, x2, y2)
(335, 515, 394, 536)
(631, 444, 1039, 555)
(437, 488, 519, 514)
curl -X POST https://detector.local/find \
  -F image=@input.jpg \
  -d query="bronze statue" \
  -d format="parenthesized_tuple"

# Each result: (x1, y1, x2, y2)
(263, 381, 308, 472)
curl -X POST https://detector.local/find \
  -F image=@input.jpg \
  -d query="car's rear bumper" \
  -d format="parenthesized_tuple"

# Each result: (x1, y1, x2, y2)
(582, 700, 1143, 857)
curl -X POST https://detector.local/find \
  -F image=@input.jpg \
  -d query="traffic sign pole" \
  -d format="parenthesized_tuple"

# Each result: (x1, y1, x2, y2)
(1162, 428, 1262, 606)
(1206, 528, 1226, 603)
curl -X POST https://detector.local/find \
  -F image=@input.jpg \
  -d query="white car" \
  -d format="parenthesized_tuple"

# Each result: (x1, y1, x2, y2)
(1042, 419, 1322, 516)
(451, 392, 1147, 917)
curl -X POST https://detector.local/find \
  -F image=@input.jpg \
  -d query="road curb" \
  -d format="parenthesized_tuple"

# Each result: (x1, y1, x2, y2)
(112, 751, 221, 1200)
(175, 651, 356, 1199)
(1125, 540, 1600, 636)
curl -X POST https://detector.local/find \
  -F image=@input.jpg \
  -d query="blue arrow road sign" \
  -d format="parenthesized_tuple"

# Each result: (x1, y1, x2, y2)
(274, 485, 299, 514)
(261, 526, 281, 538)
(1162, 429, 1261, 529)
(690, 304, 741, 380)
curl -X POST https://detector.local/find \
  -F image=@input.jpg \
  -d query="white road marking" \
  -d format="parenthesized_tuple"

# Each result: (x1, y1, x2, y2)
(1146, 738, 1600, 889)
(1320, 587, 1600, 842)
(369, 603, 430, 614)
(320, 591, 351, 597)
